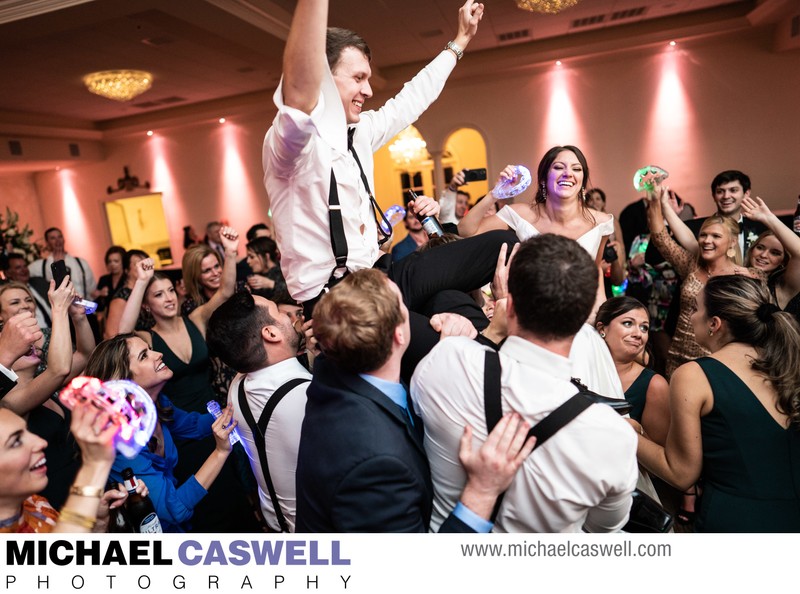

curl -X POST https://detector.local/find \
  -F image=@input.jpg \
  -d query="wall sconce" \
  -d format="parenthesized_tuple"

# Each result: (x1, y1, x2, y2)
(107, 166, 151, 195)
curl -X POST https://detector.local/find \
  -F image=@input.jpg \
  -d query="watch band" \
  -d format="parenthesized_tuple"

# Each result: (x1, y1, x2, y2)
(445, 40, 464, 61)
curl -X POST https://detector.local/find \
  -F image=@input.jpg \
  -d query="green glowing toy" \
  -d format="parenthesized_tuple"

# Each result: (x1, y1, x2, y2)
(633, 165, 669, 192)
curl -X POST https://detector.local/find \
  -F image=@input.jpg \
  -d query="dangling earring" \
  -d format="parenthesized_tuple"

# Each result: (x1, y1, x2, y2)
(540, 182, 547, 201)
(708, 329, 714, 336)
(726, 246, 736, 259)
(581, 188, 587, 202)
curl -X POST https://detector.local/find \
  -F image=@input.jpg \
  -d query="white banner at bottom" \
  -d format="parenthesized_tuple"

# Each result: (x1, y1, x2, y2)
(0, 533, 794, 593)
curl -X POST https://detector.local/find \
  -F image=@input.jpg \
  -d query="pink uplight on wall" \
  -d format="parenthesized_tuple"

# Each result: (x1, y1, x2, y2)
(218, 121, 265, 235)
(57, 169, 91, 260)
(149, 134, 188, 263)
(542, 62, 584, 152)
(644, 48, 697, 177)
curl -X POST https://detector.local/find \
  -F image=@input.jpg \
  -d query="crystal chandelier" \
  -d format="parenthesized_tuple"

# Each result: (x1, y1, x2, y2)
(515, 0, 580, 14)
(388, 127, 429, 169)
(82, 70, 153, 102)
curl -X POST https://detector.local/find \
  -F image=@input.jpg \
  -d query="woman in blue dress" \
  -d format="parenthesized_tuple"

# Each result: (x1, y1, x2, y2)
(84, 333, 236, 532)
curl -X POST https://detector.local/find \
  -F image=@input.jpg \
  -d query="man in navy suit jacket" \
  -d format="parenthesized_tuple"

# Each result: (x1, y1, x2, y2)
(295, 269, 533, 532)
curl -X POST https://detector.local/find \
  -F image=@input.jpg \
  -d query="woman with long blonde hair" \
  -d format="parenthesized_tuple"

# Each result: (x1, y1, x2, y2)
(645, 185, 763, 378)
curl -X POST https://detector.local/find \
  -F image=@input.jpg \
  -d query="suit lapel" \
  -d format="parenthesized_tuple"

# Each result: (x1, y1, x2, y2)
(326, 360, 428, 456)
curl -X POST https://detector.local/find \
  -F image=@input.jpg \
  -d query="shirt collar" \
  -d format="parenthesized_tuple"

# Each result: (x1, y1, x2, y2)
(359, 373, 407, 410)
(245, 357, 310, 385)
(499, 335, 573, 380)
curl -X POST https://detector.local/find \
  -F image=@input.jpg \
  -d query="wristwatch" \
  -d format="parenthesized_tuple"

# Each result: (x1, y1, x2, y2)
(445, 40, 464, 61)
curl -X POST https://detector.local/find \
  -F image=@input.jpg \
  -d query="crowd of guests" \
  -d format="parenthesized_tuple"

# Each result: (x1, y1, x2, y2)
(1, 147, 798, 534)
(0, 0, 798, 535)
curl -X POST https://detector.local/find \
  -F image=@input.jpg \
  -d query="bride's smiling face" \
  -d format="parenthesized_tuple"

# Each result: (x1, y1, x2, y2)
(546, 150, 584, 201)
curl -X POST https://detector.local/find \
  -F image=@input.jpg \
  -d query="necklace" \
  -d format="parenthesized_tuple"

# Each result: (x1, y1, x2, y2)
(0, 511, 21, 529)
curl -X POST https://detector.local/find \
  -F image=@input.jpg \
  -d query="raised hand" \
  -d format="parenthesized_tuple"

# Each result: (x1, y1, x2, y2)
(496, 165, 517, 186)
(741, 195, 772, 224)
(664, 187, 683, 215)
(219, 226, 240, 256)
(449, 169, 466, 191)
(69, 400, 119, 469)
(455, 0, 485, 48)
(491, 242, 519, 300)
(48, 275, 76, 313)
(135, 257, 156, 283)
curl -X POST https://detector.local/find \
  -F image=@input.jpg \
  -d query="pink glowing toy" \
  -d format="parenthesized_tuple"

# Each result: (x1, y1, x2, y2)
(59, 376, 157, 459)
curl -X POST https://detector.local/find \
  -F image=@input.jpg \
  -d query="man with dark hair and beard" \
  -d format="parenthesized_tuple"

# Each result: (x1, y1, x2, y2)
(207, 291, 309, 532)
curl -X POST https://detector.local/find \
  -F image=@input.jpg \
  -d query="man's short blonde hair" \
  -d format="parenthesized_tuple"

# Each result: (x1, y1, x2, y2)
(313, 269, 402, 374)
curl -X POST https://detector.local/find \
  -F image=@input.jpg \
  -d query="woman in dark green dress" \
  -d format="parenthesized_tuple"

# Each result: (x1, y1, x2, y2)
(595, 296, 670, 445)
(117, 227, 256, 532)
(632, 276, 800, 532)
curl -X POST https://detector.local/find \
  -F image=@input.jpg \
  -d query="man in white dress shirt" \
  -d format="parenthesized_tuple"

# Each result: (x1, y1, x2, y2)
(262, 0, 513, 341)
(207, 291, 309, 532)
(413, 234, 638, 532)
(29, 227, 95, 300)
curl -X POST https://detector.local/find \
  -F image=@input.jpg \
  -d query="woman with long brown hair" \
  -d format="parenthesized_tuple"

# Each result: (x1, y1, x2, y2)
(459, 146, 617, 321)
(631, 275, 800, 532)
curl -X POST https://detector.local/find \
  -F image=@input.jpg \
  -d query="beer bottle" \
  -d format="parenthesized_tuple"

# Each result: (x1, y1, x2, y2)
(409, 190, 444, 238)
(121, 467, 163, 533)
(106, 479, 133, 533)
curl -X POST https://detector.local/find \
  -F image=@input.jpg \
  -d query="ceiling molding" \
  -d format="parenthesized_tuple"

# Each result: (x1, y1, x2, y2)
(203, 0, 291, 40)
(747, 0, 797, 25)
(0, 0, 96, 25)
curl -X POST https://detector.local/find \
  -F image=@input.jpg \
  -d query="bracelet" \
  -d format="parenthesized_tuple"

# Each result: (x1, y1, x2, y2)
(69, 485, 104, 498)
(445, 40, 464, 61)
(58, 509, 97, 530)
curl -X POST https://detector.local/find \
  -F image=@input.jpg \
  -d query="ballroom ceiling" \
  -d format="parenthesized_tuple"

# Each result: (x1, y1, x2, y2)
(2, 0, 785, 127)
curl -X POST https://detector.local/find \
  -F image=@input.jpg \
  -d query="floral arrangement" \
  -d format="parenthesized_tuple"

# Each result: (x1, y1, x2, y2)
(1, 207, 40, 264)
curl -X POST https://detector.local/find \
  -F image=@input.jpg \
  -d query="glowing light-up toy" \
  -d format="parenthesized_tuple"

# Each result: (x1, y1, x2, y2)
(492, 165, 532, 199)
(74, 298, 98, 315)
(633, 165, 669, 192)
(59, 376, 157, 459)
(379, 204, 407, 235)
(629, 235, 650, 259)
(206, 400, 242, 446)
